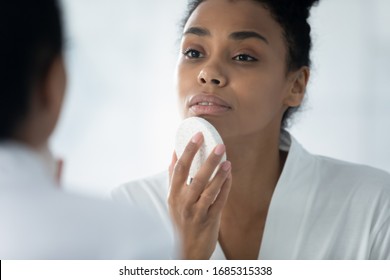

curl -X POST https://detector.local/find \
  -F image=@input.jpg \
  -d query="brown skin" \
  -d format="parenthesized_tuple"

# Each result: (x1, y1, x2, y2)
(169, 0, 309, 259)
(12, 55, 67, 150)
(12, 55, 67, 184)
(169, 134, 232, 259)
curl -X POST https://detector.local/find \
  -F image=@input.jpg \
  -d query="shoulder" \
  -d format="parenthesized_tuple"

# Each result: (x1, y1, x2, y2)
(315, 155, 390, 193)
(65, 191, 177, 259)
(0, 187, 176, 259)
(111, 171, 173, 236)
(299, 148, 390, 224)
(288, 136, 390, 213)
(112, 171, 169, 205)
(289, 135, 390, 194)
(62, 193, 175, 259)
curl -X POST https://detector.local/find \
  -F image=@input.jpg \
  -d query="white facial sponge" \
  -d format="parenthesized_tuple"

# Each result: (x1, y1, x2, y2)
(175, 117, 226, 181)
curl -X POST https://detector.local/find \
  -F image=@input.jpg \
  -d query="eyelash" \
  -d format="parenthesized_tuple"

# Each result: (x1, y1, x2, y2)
(233, 54, 258, 62)
(183, 49, 258, 62)
(183, 48, 204, 59)
(182, 48, 258, 62)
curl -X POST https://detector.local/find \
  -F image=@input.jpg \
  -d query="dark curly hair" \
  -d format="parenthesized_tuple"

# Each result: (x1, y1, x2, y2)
(0, 0, 63, 139)
(180, 0, 320, 128)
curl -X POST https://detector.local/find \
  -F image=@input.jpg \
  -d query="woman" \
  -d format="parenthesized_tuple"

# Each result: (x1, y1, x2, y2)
(113, 0, 390, 259)
(0, 0, 174, 259)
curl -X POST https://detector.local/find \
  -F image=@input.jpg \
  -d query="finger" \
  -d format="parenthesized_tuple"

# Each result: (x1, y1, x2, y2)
(196, 161, 231, 214)
(186, 144, 226, 204)
(170, 132, 204, 191)
(208, 172, 232, 217)
(168, 151, 177, 183)
(168, 151, 178, 200)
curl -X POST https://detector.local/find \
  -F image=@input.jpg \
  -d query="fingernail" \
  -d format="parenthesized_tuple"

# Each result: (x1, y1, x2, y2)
(191, 132, 203, 143)
(221, 161, 231, 171)
(214, 144, 225, 156)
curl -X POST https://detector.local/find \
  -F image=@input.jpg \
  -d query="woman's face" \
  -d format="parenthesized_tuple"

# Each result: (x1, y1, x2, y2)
(176, 0, 305, 139)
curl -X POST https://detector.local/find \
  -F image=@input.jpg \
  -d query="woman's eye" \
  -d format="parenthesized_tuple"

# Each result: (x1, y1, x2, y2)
(233, 54, 257, 62)
(183, 49, 203, 59)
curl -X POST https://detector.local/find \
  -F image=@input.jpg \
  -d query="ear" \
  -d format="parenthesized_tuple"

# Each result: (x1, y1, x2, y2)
(43, 55, 66, 124)
(283, 66, 310, 107)
(33, 55, 66, 140)
(39, 56, 66, 109)
(12, 56, 66, 148)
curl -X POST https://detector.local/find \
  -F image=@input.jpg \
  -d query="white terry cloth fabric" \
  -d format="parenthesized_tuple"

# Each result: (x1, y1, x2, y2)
(112, 131, 390, 259)
(0, 141, 176, 259)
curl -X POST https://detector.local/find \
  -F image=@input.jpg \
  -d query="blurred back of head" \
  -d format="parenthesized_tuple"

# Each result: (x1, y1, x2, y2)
(0, 0, 63, 140)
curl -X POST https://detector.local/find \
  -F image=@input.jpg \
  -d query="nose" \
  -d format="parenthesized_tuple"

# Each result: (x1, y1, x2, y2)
(198, 67, 227, 87)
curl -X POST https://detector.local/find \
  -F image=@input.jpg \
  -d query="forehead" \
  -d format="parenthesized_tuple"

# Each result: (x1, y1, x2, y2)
(184, 0, 284, 43)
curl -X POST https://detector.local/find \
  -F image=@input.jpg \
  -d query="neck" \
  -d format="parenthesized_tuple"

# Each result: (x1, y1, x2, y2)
(223, 129, 285, 213)
(11, 115, 50, 150)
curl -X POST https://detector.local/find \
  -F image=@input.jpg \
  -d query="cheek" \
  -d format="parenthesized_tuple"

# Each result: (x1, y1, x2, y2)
(54, 62, 67, 111)
(175, 64, 194, 108)
(233, 76, 287, 122)
(58, 64, 67, 103)
(234, 76, 277, 106)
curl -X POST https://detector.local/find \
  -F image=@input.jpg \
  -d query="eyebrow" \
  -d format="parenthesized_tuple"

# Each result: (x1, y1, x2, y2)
(183, 26, 210, 37)
(183, 27, 268, 45)
(229, 31, 269, 44)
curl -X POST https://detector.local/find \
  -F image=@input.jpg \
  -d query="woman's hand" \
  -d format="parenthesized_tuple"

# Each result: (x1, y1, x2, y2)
(168, 132, 232, 259)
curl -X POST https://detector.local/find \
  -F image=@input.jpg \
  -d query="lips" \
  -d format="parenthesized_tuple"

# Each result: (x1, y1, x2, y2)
(189, 94, 232, 108)
(188, 94, 232, 116)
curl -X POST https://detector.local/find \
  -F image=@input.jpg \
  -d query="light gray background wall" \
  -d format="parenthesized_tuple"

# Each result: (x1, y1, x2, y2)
(53, 0, 390, 197)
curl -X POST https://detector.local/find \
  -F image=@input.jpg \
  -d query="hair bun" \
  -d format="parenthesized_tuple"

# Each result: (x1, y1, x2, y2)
(301, 0, 320, 10)
(283, 0, 319, 20)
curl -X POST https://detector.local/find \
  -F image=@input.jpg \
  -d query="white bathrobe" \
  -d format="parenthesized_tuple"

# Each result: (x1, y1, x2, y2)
(0, 141, 176, 259)
(113, 131, 390, 259)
